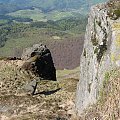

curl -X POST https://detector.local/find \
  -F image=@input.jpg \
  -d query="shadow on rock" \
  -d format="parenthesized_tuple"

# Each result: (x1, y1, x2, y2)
(21, 44, 56, 81)
(34, 88, 61, 96)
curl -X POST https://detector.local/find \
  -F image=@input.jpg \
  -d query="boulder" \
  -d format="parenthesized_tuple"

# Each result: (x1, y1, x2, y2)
(21, 44, 56, 81)
(76, 1, 120, 115)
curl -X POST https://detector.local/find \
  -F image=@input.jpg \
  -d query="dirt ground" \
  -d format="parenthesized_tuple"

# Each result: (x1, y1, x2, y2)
(0, 60, 80, 120)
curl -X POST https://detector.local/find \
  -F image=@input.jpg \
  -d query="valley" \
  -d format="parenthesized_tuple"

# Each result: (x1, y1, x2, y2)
(0, 0, 107, 70)
(0, 16, 86, 69)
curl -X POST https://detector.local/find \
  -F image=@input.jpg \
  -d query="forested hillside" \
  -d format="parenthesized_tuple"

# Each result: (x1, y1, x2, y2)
(0, 0, 108, 69)
(0, 16, 87, 48)
(0, 16, 85, 69)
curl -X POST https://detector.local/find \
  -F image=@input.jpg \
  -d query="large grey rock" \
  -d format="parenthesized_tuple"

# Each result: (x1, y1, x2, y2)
(76, 2, 120, 115)
(21, 44, 56, 81)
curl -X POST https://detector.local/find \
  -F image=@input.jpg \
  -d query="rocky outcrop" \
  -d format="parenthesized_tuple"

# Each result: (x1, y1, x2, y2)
(76, 1, 120, 115)
(21, 44, 56, 81)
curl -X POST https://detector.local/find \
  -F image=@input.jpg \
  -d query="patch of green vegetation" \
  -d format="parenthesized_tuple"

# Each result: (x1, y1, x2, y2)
(91, 38, 98, 46)
(88, 83, 92, 93)
(8, 8, 47, 22)
(0, 19, 9, 25)
(55, 16, 87, 34)
(0, 56, 7, 60)
(113, 9, 120, 19)
(97, 44, 107, 63)
(56, 67, 79, 79)
(103, 72, 110, 85)
(96, 29, 107, 63)
(0, 27, 9, 47)
(107, 0, 120, 20)
(8, 8, 84, 22)
(91, 20, 98, 46)
(94, 47, 99, 54)
(47, 10, 74, 21)
(83, 67, 119, 119)
(99, 69, 119, 104)
(91, 23, 98, 46)
(0, 15, 33, 23)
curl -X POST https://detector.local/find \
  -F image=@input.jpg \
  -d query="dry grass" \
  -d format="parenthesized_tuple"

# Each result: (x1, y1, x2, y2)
(0, 59, 79, 120)
(80, 69, 120, 120)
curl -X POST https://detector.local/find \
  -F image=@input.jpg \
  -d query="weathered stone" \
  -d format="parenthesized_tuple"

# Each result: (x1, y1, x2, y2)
(21, 44, 56, 81)
(76, 2, 120, 115)
(23, 79, 37, 95)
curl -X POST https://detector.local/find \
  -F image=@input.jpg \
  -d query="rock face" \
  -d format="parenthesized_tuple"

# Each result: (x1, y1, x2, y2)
(21, 44, 56, 81)
(76, 1, 120, 115)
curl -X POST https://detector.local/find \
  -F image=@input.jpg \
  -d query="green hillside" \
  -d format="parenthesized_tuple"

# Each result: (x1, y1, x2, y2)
(0, 0, 108, 27)
(8, 8, 78, 22)
(0, 16, 87, 57)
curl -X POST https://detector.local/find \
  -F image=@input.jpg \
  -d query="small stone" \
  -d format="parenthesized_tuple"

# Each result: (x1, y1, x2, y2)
(24, 79, 37, 94)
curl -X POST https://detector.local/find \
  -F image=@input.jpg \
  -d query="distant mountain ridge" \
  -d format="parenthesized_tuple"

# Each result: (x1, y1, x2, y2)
(0, 0, 107, 14)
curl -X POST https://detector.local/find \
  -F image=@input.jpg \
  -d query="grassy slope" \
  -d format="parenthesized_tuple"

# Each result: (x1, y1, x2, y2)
(0, 27, 74, 56)
(8, 9, 80, 22)
(57, 67, 80, 80)
(46, 10, 74, 21)
(7, 9, 47, 22)
(0, 15, 87, 57)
